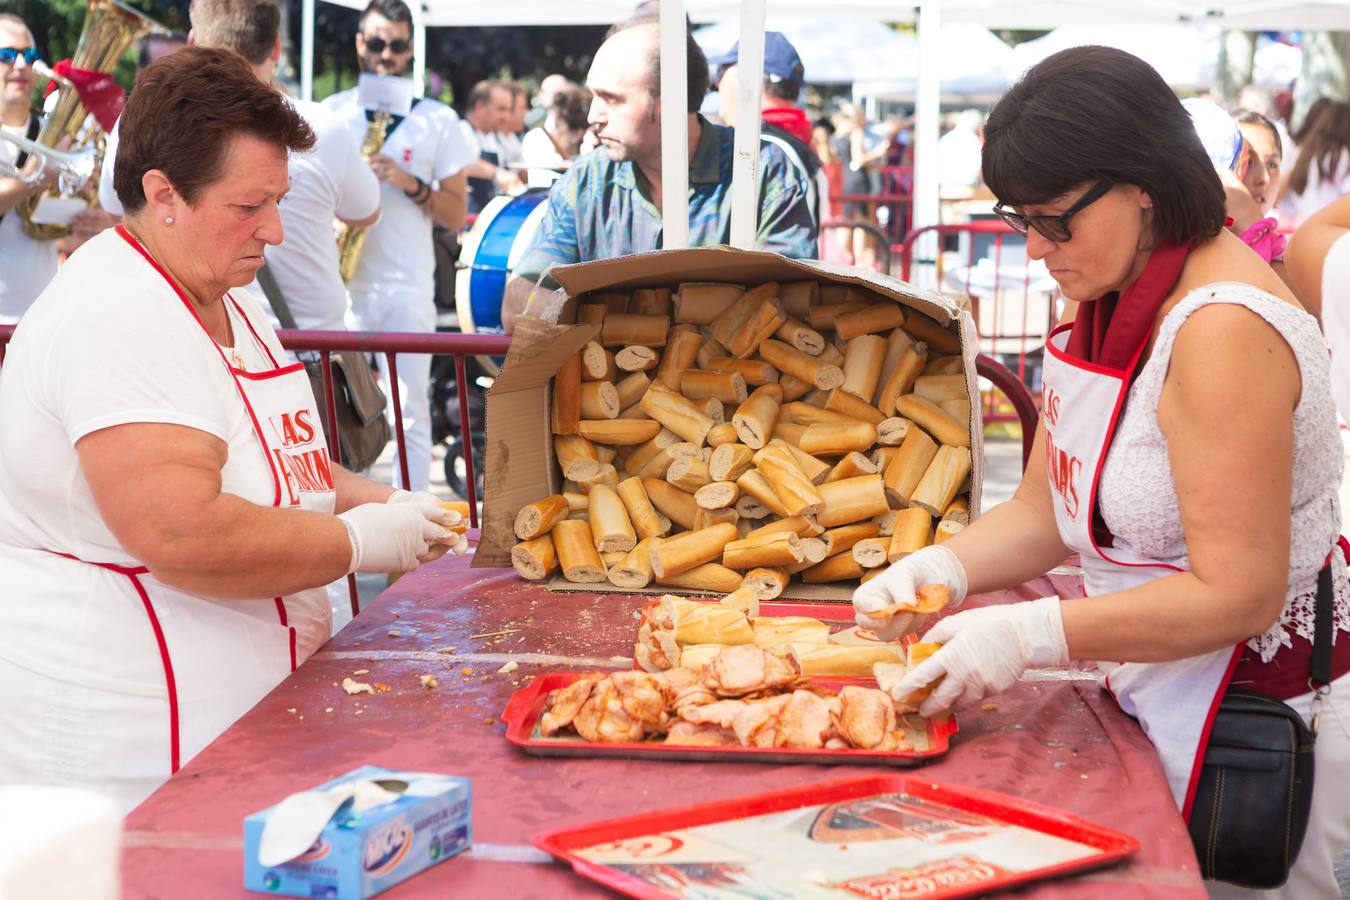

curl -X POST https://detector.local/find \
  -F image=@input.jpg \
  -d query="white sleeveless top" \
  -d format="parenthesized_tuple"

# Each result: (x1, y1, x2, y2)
(1096, 283, 1350, 661)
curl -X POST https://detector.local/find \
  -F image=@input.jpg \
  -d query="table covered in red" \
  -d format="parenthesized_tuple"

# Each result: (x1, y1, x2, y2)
(121, 544, 1206, 898)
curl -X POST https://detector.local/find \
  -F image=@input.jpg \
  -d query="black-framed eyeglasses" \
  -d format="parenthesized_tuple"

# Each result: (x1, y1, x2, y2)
(361, 36, 410, 54)
(0, 47, 41, 65)
(992, 179, 1114, 243)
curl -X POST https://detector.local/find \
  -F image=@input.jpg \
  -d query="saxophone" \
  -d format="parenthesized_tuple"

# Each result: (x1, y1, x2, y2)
(335, 110, 392, 284)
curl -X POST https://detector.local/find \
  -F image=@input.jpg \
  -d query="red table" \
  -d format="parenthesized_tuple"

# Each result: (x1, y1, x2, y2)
(121, 548, 1207, 898)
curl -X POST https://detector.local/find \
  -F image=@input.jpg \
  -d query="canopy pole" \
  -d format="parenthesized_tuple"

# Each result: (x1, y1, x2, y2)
(300, 0, 315, 101)
(413, 9, 427, 98)
(912, 0, 942, 280)
(659, 0, 689, 250)
(728, 0, 766, 250)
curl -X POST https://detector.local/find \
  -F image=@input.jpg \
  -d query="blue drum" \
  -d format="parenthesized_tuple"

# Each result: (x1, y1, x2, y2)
(456, 189, 548, 343)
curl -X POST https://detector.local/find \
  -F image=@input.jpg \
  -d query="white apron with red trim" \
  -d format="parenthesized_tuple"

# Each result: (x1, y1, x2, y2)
(1042, 322, 1237, 815)
(66, 229, 337, 777)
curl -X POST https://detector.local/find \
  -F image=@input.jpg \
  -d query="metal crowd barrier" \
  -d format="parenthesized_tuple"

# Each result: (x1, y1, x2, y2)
(896, 221, 1058, 427)
(0, 325, 511, 617)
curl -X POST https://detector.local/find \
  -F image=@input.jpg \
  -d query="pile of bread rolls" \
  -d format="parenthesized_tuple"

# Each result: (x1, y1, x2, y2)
(509, 280, 973, 599)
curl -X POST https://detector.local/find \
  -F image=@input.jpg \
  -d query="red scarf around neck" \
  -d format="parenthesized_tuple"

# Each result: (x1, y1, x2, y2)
(1063, 240, 1191, 370)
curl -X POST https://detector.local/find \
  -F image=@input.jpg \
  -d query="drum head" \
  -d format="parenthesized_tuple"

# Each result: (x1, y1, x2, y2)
(456, 189, 548, 338)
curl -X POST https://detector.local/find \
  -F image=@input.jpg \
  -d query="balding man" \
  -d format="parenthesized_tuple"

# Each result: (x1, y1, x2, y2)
(500, 20, 817, 332)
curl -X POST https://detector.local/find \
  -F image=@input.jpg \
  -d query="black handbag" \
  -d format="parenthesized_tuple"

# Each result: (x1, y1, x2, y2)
(256, 265, 391, 472)
(1187, 563, 1332, 889)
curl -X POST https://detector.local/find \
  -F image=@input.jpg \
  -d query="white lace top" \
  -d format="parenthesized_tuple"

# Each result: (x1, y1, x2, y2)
(1097, 283, 1350, 661)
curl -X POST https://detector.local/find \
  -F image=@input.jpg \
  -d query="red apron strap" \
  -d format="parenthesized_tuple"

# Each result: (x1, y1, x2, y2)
(45, 550, 180, 775)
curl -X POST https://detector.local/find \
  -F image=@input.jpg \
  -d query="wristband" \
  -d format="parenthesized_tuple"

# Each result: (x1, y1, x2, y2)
(404, 175, 427, 201)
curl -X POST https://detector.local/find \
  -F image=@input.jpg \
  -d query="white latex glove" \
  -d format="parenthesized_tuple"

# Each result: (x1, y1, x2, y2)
(337, 500, 456, 574)
(891, 596, 1069, 717)
(386, 490, 443, 506)
(851, 544, 968, 641)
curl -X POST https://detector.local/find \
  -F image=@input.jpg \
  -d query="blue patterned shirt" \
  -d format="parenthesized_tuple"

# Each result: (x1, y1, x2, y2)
(512, 116, 818, 284)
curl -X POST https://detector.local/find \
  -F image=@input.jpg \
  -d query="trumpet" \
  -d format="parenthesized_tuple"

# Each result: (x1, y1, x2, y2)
(0, 131, 98, 195)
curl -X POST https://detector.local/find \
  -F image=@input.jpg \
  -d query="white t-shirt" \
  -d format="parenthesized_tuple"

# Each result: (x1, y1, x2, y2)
(1278, 147, 1350, 228)
(1321, 232, 1350, 424)
(521, 126, 566, 188)
(0, 229, 327, 690)
(0, 118, 61, 324)
(322, 88, 478, 299)
(99, 101, 381, 332)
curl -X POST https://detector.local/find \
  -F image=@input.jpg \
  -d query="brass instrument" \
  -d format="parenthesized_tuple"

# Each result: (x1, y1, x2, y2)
(18, 0, 161, 241)
(335, 110, 392, 284)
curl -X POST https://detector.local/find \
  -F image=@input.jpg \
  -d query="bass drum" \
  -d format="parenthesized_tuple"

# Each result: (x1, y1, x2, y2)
(456, 188, 548, 375)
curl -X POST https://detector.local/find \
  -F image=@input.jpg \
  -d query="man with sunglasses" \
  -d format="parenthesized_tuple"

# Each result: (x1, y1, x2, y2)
(0, 13, 60, 325)
(323, 0, 477, 493)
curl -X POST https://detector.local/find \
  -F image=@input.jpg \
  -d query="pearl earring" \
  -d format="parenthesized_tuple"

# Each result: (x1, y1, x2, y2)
(164, 216, 174, 225)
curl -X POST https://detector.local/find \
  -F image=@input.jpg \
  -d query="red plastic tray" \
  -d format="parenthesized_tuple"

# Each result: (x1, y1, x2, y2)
(501, 673, 957, 766)
(534, 775, 1140, 899)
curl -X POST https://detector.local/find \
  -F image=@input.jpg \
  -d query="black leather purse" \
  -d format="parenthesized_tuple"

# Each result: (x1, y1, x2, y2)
(1187, 564, 1332, 889)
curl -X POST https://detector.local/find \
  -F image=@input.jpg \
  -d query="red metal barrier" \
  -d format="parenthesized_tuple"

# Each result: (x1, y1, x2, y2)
(897, 222, 1060, 424)
(0, 325, 512, 617)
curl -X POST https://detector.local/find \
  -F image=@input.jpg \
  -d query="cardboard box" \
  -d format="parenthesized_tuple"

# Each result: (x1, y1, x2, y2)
(243, 766, 471, 899)
(475, 246, 982, 601)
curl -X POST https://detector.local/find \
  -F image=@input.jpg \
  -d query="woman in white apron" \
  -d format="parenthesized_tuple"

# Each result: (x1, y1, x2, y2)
(0, 48, 458, 815)
(855, 47, 1350, 897)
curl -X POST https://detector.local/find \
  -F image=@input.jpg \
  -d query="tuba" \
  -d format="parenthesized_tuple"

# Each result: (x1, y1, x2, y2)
(335, 110, 392, 284)
(17, 0, 161, 241)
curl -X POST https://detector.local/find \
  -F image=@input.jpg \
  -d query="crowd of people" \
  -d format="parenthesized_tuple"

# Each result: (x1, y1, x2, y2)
(5, 2, 1350, 894)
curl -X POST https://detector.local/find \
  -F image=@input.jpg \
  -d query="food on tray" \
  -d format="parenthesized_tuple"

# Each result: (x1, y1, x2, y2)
(539, 645, 915, 751)
(874, 641, 945, 713)
(634, 594, 943, 679)
(508, 281, 973, 594)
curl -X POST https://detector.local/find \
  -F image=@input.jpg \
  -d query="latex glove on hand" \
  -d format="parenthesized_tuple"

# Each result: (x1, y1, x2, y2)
(386, 490, 445, 507)
(337, 500, 458, 574)
(891, 596, 1069, 717)
(851, 545, 968, 641)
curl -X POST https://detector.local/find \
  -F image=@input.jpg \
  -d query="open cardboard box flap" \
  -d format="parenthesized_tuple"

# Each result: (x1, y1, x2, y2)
(475, 246, 982, 601)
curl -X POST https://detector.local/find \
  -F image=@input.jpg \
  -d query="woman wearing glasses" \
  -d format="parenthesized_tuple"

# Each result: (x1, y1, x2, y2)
(0, 13, 60, 324)
(854, 46, 1350, 896)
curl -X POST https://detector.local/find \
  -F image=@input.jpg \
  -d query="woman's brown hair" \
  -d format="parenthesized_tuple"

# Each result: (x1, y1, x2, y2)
(1288, 100, 1350, 197)
(982, 46, 1226, 245)
(113, 46, 314, 214)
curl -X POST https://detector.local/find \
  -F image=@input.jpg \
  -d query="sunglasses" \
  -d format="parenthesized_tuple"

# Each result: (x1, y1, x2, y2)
(992, 179, 1113, 243)
(0, 47, 41, 65)
(361, 36, 410, 54)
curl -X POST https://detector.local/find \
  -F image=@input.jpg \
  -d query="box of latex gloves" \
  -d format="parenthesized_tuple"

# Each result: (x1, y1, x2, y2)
(243, 766, 471, 899)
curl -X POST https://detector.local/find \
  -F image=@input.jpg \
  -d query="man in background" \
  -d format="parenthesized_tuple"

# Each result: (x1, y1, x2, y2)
(501, 19, 816, 332)
(461, 79, 522, 214)
(711, 31, 827, 230)
(102, 0, 382, 336)
(0, 13, 59, 324)
(323, 0, 476, 492)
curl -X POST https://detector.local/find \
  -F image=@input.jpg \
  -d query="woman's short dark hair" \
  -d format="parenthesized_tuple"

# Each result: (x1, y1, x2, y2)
(550, 86, 592, 133)
(113, 46, 314, 215)
(1289, 100, 1350, 197)
(982, 46, 1226, 245)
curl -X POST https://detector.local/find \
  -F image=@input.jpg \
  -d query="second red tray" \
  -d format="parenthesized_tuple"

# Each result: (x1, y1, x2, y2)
(501, 672, 957, 766)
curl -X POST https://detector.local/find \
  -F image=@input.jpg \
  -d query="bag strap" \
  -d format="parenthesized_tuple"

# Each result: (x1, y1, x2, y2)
(256, 262, 300, 330)
(1311, 559, 1333, 690)
(256, 263, 325, 380)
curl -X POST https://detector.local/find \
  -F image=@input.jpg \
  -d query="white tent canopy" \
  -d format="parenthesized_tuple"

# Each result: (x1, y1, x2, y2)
(692, 20, 916, 85)
(850, 25, 1017, 100)
(1011, 24, 1221, 89)
(314, 0, 1350, 31)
